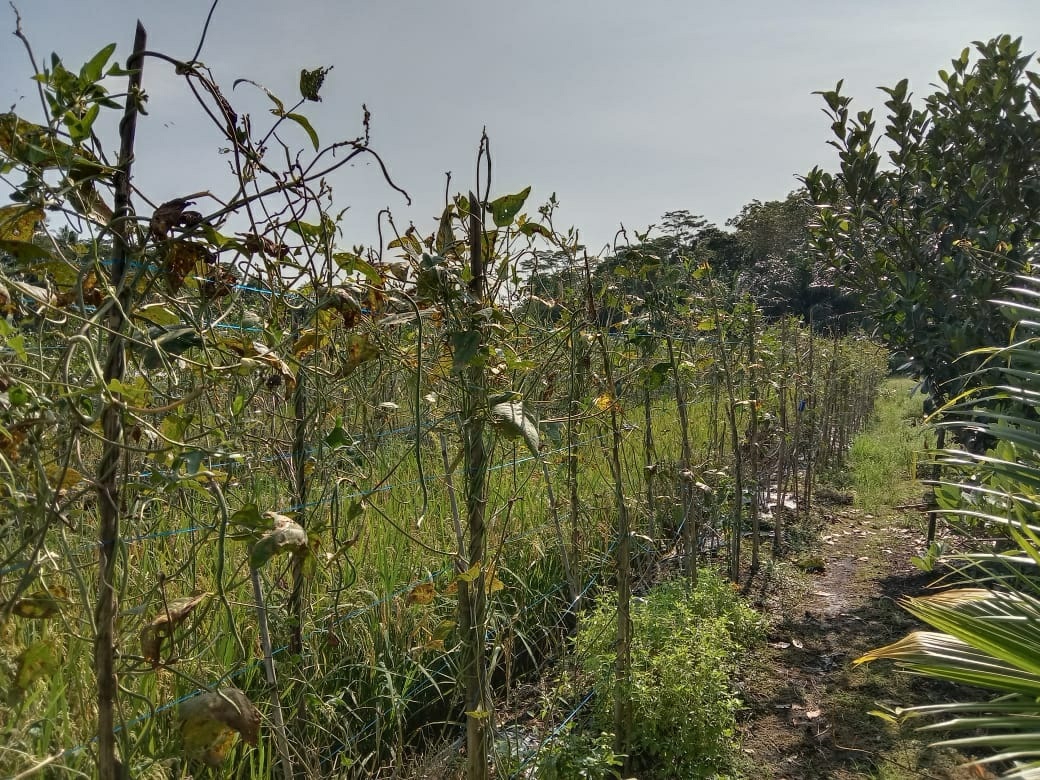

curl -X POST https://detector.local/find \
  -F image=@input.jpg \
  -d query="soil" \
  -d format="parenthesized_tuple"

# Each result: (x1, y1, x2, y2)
(739, 498, 993, 780)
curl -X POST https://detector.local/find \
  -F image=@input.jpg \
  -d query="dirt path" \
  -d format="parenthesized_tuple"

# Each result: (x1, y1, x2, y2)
(739, 499, 990, 780)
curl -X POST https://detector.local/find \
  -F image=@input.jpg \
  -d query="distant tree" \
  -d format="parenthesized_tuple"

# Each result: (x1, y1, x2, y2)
(804, 35, 1040, 402)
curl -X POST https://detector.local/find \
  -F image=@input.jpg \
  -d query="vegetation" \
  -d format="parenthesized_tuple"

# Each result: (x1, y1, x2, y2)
(0, 8, 1037, 780)
(575, 574, 764, 778)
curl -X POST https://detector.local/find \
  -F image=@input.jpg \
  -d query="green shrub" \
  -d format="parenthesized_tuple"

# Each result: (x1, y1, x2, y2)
(535, 727, 623, 780)
(575, 571, 764, 778)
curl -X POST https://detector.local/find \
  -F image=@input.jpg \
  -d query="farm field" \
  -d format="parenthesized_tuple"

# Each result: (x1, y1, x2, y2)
(2, 6, 1040, 780)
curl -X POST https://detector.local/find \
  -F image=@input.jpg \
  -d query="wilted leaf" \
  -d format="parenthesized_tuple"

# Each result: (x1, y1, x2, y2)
(140, 592, 211, 667)
(10, 586, 68, 619)
(179, 688, 260, 766)
(490, 399, 539, 453)
(250, 513, 308, 569)
(406, 582, 435, 606)
(45, 464, 84, 491)
(341, 334, 378, 377)
(0, 204, 44, 242)
(487, 186, 531, 228)
(16, 641, 58, 689)
(150, 198, 196, 241)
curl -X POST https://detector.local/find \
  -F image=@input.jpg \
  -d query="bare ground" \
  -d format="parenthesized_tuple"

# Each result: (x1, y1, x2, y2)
(739, 500, 993, 780)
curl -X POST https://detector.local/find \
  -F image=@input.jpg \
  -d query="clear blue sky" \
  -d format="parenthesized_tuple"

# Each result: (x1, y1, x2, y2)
(2, 1, 1038, 252)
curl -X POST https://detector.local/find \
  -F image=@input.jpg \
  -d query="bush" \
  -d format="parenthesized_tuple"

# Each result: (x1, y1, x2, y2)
(575, 571, 764, 778)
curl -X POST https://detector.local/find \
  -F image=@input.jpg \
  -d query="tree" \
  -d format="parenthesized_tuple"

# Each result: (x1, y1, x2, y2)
(804, 35, 1040, 404)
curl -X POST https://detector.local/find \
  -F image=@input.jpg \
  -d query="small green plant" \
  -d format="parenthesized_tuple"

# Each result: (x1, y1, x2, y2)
(535, 727, 623, 780)
(575, 572, 764, 778)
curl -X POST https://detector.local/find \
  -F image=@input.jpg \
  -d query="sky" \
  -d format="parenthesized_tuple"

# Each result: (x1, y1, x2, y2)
(1, 0, 1039, 255)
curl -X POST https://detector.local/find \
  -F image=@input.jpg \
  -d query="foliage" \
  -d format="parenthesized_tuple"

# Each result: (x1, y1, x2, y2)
(805, 35, 1040, 404)
(856, 272, 1040, 778)
(535, 727, 623, 780)
(575, 573, 764, 778)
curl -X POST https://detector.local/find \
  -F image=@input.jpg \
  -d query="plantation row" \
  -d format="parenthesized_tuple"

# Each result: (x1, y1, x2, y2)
(0, 23, 897, 779)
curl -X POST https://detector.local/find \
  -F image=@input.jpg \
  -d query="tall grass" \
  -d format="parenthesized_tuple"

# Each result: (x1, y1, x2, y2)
(846, 377, 927, 508)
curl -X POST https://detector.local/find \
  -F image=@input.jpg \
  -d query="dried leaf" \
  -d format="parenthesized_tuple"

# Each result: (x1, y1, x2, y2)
(140, 593, 211, 667)
(162, 240, 212, 294)
(406, 582, 435, 606)
(150, 198, 196, 241)
(250, 513, 308, 569)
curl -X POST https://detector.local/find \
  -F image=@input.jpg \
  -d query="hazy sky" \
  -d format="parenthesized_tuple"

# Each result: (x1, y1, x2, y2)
(2, 1, 1038, 253)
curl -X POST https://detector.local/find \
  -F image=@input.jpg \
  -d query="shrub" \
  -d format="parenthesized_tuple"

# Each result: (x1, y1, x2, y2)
(575, 571, 764, 778)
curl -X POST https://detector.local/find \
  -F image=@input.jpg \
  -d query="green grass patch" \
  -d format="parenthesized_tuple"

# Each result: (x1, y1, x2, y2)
(846, 377, 927, 509)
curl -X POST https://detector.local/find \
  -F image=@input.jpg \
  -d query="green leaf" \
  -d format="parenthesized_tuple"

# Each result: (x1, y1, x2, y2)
(450, 330, 483, 373)
(286, 112, 319, 151)
(81, 43, 117, 82)
(488, 186, 531, 228)
(299, 66, 332, 102)
(230, 504, 265, 530)
(333, 252, 381, 285)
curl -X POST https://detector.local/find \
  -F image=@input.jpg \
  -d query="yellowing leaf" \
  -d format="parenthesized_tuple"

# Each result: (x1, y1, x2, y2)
(594, 394, 617, 412)
(292, 328, 323, 356)
(0, 204, 44, 242)
(406, 582, 436, 606)
(457, 562, 482, 583)
(10, 586, 68, 619)
(179, 688, 260, 766)
(341, 333, 379, 377)
(45, 464, 85, 491)
(465, 708, 492, 720)
(16, 641, 58, 689)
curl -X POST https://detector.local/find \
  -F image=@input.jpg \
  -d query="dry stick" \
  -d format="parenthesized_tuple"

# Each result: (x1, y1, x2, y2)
(642, 382, 656, 542)
(802, 314, 816, 519)
(94, 22, 145, 780)
(666, 336, 696, 584)
(598, 329, 633, 772)
(747, 307, 761, 578)
(250, 568, 295, 780)
(567, 322, 585, 610)
(773, 319, 792, 558)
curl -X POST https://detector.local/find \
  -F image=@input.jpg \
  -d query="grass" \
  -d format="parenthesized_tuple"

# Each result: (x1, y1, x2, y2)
(846, 377, 928, 509)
